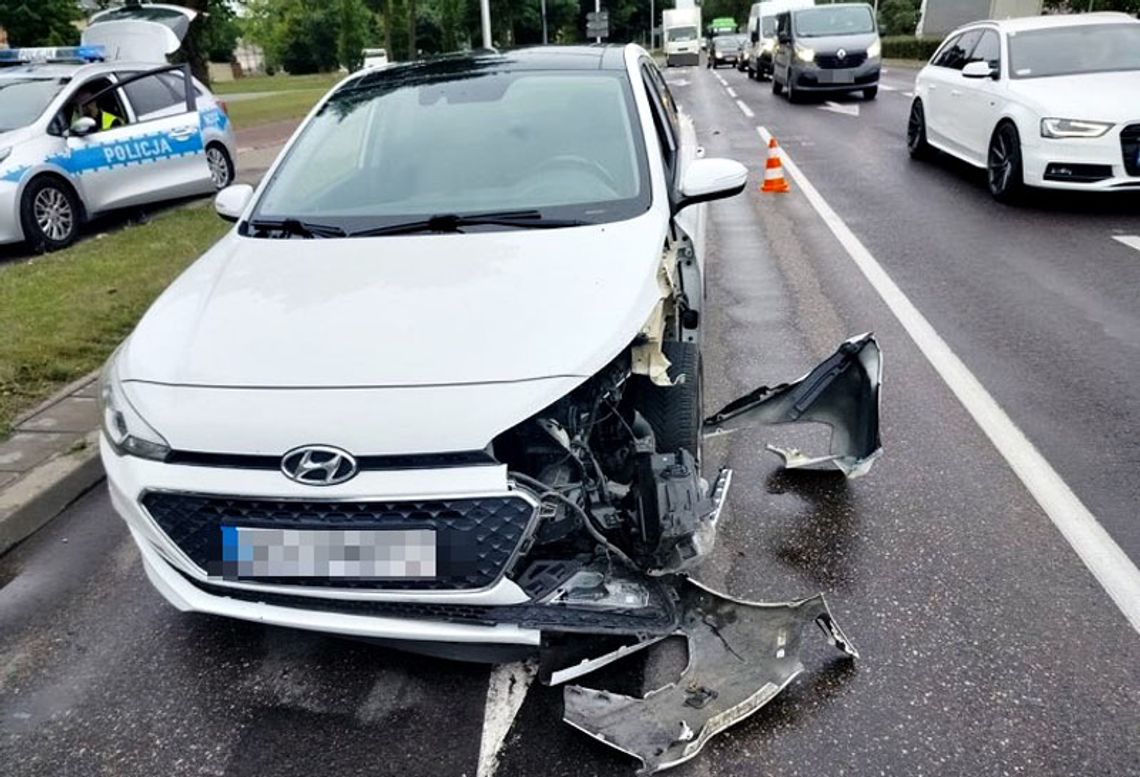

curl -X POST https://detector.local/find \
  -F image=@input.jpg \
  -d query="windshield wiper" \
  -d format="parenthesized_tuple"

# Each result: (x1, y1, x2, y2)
(350, 210, 588, 237)
(246, 218, 347, 239)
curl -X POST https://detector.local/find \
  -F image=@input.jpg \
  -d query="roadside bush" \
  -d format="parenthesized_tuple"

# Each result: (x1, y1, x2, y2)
(881, 36, 942, 61)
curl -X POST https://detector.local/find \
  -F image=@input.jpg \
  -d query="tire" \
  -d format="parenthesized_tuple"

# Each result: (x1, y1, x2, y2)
(634, 340, 702, 457)
(863, 86, 878, 100)
(771, 73, 783, 95)
(20, 176, 80, 253)
(206, 143, 234, 190)
(907, 99, 932, 160)
(786, 70, 800, 103)
(988, 122, 1025, 203)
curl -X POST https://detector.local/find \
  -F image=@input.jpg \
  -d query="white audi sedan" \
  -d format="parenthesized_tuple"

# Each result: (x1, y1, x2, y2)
(98, 45, 882, 666)
(908, 13, 1140, 201)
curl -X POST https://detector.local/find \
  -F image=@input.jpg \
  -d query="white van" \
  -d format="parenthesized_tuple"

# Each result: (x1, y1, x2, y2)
(361, 48, 389, 69)
(745, 0, 815, 80)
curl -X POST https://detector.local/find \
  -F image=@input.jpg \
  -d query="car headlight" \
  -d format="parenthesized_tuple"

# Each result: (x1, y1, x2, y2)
(795, 45, 815, 63)
(1040, 118, 1113, 139)
(98, 353, 170, 460)
(0, 146, 11, 164)
(867, 39, 881, 59)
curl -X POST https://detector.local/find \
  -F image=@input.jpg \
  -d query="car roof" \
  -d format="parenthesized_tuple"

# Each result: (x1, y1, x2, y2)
(978, 11, 1137, 34)
(792, 2, 872, 11)
(0, 59, 181, 81)
(341, 44, 631, 90)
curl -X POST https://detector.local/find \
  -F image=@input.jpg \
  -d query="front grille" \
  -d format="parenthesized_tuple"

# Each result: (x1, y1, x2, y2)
(816, 51, 867, 69)
(141, 492, 536, 590)
(1122, 124, 1140, 177)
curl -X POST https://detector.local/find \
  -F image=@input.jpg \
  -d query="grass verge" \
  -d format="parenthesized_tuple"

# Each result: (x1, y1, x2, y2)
(225, 89, 328, 129)
(211, 72, 344, 95)
(0, 205, 230, 437)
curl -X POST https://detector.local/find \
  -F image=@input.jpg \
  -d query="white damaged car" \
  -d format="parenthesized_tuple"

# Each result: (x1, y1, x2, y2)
(99, 45, 882, 772)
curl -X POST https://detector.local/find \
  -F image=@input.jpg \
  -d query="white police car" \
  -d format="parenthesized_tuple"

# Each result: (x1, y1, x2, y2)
(0, 3, 236, 251)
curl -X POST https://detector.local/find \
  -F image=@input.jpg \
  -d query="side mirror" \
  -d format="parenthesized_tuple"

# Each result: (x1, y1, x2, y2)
(214, 183, 253, 222)
(962, 61, 997, 79)
(675, 158, 748, 213)
(69, 116, 97, 137)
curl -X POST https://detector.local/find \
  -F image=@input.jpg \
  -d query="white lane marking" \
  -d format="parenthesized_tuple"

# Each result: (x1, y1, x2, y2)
(477, 660, 537, 777)
(879, 84, 897, 91)
(819, 101, 860, 117)
(903, 91, 915, 99)
(1112, 235, 1140, 253)
(726, 86, 738, 98)
(757, 124, 1140, 633)
(713, 72, 727, 86)
(736, 99, 755, 118)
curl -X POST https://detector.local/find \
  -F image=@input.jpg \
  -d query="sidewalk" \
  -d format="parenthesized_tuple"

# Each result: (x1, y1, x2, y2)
(0, 126, 294, 556)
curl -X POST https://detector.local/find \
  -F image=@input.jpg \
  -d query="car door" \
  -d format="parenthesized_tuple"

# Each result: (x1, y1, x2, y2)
(954, 29, 1004, 163)
(772, 13, 792, 80)
(65, 65, 213, 214)
(923, 31, 977, 149)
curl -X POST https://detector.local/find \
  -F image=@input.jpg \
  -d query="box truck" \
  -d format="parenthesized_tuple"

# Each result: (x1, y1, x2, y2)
(663, 7, 702, 67)
(915, 0, 1042, 38)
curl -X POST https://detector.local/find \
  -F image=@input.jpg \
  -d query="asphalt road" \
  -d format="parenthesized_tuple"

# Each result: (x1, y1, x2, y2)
(2, 63, 1138, 777)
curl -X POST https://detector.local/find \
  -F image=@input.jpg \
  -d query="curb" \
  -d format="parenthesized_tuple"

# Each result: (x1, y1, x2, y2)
(0, 431, 104, 556)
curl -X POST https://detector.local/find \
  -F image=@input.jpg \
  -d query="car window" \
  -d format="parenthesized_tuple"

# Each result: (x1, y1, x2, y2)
(118, 71, 189, 120)
(1008, 23, 1140, 79)
(63, 76, 129, 133)
(254, 69, 651, 229)
(968, 30, 1001, 71)
(933, 30, 981, 70)
(776, 13, 791, 39)
(641, 64, 679, 185)
(762, 17, 777, 37)
(0, 77, 67, 131)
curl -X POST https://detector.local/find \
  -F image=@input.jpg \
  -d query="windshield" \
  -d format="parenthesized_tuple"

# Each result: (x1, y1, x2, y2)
(669, 26, 698, 41)
(794, 6, 876, 37)
(253, 68, 650, 231)
(762, 18, 777, 36)
(715, 35, 746, 49)
(1009, 24, 1140, 79)
(0, 78, 67, 131)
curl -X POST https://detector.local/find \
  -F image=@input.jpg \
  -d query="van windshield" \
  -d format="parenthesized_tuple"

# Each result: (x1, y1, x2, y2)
(669, 26, 698, 41)
(253, 67, 651, 231)
(794, 6, 875, 37)
(762, 18, 777, 36)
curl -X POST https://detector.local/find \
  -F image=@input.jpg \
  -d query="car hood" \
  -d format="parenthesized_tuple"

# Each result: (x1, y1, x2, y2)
(0, 126, 37, 151)
(1010, 71, 1140, 124)
(121, 212, 667, 389)
(796, 32, 878, 57)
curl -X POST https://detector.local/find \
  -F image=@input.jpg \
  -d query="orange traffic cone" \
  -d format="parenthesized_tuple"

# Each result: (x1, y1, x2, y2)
(760, 137, 790, 194)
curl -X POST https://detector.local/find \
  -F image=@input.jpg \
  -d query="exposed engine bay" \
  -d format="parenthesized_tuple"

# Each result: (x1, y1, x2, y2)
(486, 318, 882, 772)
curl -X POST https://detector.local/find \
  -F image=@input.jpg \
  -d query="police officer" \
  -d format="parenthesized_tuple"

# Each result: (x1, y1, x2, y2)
(72, 88, 124, 131)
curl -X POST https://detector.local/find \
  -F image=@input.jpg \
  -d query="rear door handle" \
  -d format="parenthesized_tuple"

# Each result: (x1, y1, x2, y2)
(169, 126, 196, 140)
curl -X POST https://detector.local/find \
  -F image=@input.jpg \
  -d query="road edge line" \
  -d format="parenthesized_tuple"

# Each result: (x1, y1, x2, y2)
(756, 124, 1140, 632)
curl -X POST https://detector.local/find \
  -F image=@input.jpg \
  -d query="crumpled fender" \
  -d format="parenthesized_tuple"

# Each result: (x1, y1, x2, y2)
(703, 333, 882, 478)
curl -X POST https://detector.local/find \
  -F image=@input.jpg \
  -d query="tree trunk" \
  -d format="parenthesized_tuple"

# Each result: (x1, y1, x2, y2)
(407, 0, 417, 58)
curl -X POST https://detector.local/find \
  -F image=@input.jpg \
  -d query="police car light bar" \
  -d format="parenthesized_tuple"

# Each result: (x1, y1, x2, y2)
(0, 45, 107, 66)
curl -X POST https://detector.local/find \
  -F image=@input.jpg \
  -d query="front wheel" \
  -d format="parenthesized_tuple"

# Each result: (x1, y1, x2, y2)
(771, 73, 784, 95)
(863, 86, 878, 100)
(988, 122, 1025, 203)
(907, 99, 932, 159)
(786, 71, 800, 103)
(633, 341, 702, 458)
(20, 177, 80, 253)
(205, 143, 235, 190)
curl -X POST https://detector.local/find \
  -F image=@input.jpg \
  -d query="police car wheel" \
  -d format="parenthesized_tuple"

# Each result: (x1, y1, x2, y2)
(21, 178, 79, 252)
(206, 145, 234, 190)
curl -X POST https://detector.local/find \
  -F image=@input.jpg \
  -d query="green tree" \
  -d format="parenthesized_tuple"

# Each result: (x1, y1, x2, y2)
(878, 0, 918, 36)
(0, 0, 82, 46)
(337, 0, 375, 70)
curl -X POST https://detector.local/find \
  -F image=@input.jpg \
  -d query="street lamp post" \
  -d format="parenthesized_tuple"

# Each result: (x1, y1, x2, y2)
(542, 0, 548, 44)
(480, 0, 492, 49)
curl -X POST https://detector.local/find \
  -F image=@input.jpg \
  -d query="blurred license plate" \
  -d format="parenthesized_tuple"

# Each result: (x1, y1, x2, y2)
(220, 526, 436, 579)
(819, 70, 854, 84)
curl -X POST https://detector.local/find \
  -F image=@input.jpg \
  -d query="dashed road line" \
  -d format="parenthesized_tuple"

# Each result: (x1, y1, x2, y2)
(1112, 235, 1140, 253)
(713, 72, 727, 86)
(756, 124, 1140, 634)
(726, 86, 738, 98)
(735, 99, 755, 118)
